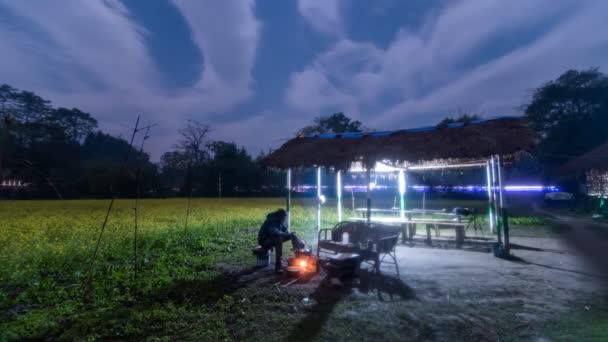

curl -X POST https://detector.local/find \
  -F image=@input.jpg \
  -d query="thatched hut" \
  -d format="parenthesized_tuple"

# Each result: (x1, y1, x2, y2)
(265, 116, 537, 256)
(266, 116, 535, 169)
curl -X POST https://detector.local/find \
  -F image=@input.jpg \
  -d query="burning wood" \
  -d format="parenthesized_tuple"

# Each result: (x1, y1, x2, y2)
(286, 248, 319, 278)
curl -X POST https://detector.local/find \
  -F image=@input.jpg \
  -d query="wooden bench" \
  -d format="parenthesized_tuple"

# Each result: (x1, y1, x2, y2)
(317, 221, 401, 275)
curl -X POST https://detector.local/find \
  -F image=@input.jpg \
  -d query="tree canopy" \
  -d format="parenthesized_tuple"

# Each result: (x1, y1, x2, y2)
(298, 112, 366, 135)
(437, 112, 482, 127)
(524, 68, 608, 168)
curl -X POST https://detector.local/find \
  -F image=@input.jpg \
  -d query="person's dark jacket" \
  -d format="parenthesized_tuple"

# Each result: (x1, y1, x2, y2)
(257, 212, 290, 244)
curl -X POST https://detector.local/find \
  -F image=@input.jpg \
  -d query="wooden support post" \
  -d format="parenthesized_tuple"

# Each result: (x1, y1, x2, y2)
(496, 155, 510, 254)
(455, 226, 465, 249)
(408, 221, 416, 240)
(422, 175, 427, 218)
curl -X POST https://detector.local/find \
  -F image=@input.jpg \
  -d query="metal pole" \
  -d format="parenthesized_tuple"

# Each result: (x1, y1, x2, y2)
(337, 170, 342, 222)
(491, 156, 502, 244)
(497, 155, 510, 253)
(366, 167, 371, 224)
(286, 168, 291, 229)
(399, 169, 405, 220)
(404, 170, 408, 211)
(486, 160, 494, 234)
(496, 156, 504, 208)
(317, 166, 321, 231)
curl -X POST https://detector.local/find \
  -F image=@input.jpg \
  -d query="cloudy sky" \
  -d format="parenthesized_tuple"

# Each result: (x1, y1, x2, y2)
(1, 0, 607, 160)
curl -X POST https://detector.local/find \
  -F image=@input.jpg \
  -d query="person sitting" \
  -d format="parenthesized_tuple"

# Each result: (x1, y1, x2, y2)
(257, 209, 302, 273)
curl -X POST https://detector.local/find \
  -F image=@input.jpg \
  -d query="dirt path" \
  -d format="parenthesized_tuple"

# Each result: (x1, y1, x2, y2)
(533, 205, 608, 275)
(230, 234, 606, 341)
(219, 210, 608, 341)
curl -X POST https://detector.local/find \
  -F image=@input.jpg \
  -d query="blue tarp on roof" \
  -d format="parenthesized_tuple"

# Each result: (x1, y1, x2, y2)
(304, 116, 521, 139)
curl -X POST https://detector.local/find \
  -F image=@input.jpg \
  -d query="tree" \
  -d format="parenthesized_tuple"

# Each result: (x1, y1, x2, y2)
(437, 111, 482, 126)
(524, 68, 608, 168)
(0, 84, 18, 117)
(298, 112, 366, 135)
(14, 90, 51, 123)
(160, 151, 190, 192)
(176, 119, 212, 165)
(206, 141, 262, 196)
(160, 120, 213, 195)
(47, 107, 98, 142)
(80, 132, 158, 197)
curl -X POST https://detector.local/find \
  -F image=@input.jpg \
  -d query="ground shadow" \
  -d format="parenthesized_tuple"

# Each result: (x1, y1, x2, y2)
(58, 266, 269, 339)
(405, 239, 493, 254)
(509, 242, 570, 254)
(508, 255, 607, 279)
(286, 270, 416, 341)
(153, 266, 268, 305)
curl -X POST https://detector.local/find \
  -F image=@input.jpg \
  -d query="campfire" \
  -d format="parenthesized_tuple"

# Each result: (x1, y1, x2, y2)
(286, 248, 319, 278)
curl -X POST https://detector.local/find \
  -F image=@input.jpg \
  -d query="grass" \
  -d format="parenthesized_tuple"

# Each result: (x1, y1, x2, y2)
(0, 198, 329, 340)
(0, 197, 566, 340)
(540, 301, 608, 341)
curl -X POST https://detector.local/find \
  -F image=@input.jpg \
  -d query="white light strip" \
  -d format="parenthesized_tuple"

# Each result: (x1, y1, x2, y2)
(398, 169, 406, 195)
(349, 161, 487, 172)
(408, 163, 487, 170)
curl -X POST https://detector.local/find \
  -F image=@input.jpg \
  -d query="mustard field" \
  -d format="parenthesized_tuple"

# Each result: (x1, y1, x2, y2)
(0, 198, 330, 340)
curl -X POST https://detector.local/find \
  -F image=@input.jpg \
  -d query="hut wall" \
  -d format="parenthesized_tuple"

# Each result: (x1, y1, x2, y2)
(586, 169, 608, 197)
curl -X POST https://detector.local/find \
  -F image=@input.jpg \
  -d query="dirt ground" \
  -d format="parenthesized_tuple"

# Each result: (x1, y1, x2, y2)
(229, 232, 607, 341)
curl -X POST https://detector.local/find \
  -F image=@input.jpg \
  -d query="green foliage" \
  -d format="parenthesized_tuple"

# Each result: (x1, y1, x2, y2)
(298, 112, 366, 136)
(437, 112, 482, 126)
(524, 68, 608, 169)
(541, 304, 608, 341)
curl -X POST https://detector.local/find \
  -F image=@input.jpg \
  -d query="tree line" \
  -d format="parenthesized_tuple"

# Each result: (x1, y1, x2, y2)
(0, 85, 284, 198)
(2, 67, 607, 198)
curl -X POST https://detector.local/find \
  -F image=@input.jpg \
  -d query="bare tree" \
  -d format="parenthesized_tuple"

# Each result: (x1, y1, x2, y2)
(175, 119, 212, 165)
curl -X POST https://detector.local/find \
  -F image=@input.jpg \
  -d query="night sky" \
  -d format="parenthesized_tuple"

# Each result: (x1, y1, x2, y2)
(1, 0, 607, 160)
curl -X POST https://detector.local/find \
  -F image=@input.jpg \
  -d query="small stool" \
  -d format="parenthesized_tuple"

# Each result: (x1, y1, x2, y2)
(252, 246, 270, 267)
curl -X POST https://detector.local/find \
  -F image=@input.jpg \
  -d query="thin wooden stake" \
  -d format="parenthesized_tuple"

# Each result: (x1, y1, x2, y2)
(88, 115, 140, 282)
(133, 126, 151, 280)
(184, 163, 193, 235)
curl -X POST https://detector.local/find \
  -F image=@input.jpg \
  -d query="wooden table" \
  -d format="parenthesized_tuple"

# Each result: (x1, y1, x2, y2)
(355, 208, 455, 215)
(349, 216, 467, 248)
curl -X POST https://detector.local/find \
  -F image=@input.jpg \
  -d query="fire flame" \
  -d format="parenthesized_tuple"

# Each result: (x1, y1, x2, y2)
(299, 260, 307, 269)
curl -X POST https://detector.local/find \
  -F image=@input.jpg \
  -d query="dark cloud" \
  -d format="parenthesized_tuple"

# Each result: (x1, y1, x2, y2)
(1, 0, 606, 160)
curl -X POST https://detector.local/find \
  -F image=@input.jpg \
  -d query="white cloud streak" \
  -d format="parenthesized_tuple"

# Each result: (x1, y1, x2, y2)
(286, 0, 608, 130)
(297, 0, 343, 36)
(0, 0, 261, 159)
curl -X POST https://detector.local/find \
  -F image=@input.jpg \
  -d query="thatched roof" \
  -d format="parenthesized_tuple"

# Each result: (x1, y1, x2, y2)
(266, 116, 536, 169)
(561, 141, 608, 174)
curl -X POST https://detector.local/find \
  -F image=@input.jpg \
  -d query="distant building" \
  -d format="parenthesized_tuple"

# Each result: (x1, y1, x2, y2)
(562, 141, 608, 198)
(0, 179, 29, 188)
